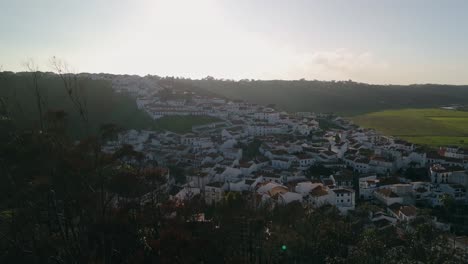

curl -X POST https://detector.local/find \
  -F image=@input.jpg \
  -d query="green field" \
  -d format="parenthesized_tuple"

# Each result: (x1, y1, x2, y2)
(153, 115, 221, 133)
(351, 108, 468, 147)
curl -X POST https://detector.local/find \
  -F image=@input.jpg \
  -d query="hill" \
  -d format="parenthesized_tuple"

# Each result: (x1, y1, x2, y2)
(351, 108, 468, 147)
(0, 72, 217, 137)
(0, 72, 159, 138)
(174, 79, 468, 116)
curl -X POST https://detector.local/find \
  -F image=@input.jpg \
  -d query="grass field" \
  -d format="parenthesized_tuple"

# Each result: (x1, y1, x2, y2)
(351, 108, 468, 147)
(152, 115, 221, 133)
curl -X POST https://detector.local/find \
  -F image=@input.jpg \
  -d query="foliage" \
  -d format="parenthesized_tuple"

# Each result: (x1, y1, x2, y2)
(0, 72, 157, 139)
(403, 167, 429, 181)
(168, 165, 186, 184)
(240, 138, 262, 161)
(319, 118, 343, 130)
(0, 72, 223, 138)
(307, 164, 335, 178)
(0, 127, 465, 263)
(174, 79, 468, 116)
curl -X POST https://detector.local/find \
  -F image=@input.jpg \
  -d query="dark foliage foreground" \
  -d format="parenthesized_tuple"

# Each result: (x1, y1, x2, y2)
(0, 123, 465, 264)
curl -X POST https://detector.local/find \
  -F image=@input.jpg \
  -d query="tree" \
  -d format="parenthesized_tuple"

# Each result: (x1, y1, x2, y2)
(203, 76, 215, 81)
(307, 164, 334, 178)
(335, 133, 341, 143)
(168, 165, 186, 184)
(51, 57, 90, 135)
(24, 60, 45, 131)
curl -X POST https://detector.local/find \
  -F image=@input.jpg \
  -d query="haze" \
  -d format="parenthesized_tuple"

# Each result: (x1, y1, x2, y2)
(1, 0, 468, 84)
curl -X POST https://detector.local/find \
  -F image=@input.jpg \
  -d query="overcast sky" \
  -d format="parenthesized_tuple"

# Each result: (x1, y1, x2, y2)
(1, 0, 468, 84)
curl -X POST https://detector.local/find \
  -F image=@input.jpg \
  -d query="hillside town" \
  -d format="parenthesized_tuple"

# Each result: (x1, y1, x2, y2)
(5, 1, 468, 262)
(94, 76, 468, 243)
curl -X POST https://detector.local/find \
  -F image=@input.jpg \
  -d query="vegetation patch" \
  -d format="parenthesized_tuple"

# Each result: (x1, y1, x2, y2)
(351, 108, 468, 147)
(175, 79, 468, 115)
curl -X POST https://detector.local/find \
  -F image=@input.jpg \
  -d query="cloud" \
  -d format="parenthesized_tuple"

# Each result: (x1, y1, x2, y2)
(286, 49, 389, 81)
(260, 48, 389, 82)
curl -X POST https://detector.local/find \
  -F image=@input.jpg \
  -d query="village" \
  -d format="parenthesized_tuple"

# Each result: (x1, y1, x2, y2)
(100, 75, 468, 238)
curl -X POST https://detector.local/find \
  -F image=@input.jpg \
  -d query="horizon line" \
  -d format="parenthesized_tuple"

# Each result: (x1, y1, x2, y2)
(2, 70, 468, 87)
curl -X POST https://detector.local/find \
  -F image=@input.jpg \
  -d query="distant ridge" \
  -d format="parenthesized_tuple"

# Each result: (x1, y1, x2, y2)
(172, 78, 468, 116)
(3, 71, 468, 118)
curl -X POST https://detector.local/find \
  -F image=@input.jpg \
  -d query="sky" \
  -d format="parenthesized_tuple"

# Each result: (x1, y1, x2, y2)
(1, 0, 468, 84)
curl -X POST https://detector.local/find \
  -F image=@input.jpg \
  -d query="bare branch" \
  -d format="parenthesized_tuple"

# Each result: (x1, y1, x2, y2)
(50, 56, 89, 135)
(23, 59, 45, 131)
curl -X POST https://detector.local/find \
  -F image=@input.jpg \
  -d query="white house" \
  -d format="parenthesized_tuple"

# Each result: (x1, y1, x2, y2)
(411, 182, 431, 201)
(437, 184, 467, 202)
(173, 186, 201, 201)
(204, 182, 225, 205)
(392, 139, 414, 152)
(296, 154, 315, 169)
(277, 192, 303, 205)
(331, 142, 348, 158)
(369, 211, 398, 229)
(369, 156, 395, 174)
(439, 146, 467, 160)
(374, 188, 404, 206)
(239, 162, 258, 176)
(301, 183, 333, 208)
(388, 204, 417, 222)
(359, 175, 380, 200)
(272, 158, 292, 169)
(430, 164, 467, 185)
(331, 172, 354, 188)
(254, 109, 280, 123)
(331, 188, 356, 214)
(353, 158, 370, 173)
(222, 148, 243, 160)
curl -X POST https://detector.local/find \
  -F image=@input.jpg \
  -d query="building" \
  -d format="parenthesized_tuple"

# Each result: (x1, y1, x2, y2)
(359, 175, 380, 200)
(374, 188, 404, 206)
(332, 188, 356, 214)
(204, 182, 225, 205)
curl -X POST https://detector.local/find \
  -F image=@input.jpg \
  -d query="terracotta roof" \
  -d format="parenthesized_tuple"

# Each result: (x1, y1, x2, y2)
(399, 205, 417, 217)
(310, 185, 329, 197)
(322, 179, 334, 186)
(268, 186, 288, 196)
(332, 188, 353, 194)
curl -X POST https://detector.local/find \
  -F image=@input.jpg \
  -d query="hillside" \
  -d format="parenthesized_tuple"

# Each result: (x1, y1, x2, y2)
(5, 72, 468, 139)
(175, 79, 468, 116)
(0, 72, 218, 138)
(352, 108, 468, 147)
(0, 72, 159, 138)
